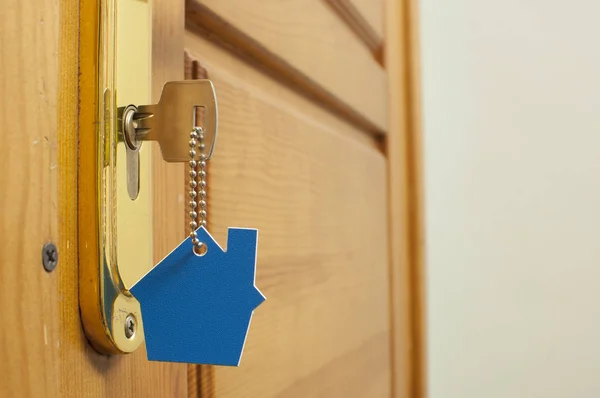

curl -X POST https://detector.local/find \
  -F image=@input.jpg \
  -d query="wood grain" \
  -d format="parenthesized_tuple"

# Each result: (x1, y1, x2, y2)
(186, 0, 388, 135)
(384, 0, 426, 397)
(185, 34, 391, 398)
(151, 0, 186, 272)
(0, 0, 62, 395)
(185, 33, 378, 151)
(350, 0, 384, 39)
(185, 33, 379, 397)
(324, 0, 383, 60)
(150, 0, 189, 391)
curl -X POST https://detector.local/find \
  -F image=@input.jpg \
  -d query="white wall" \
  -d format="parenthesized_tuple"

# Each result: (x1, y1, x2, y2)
(420, 1, 600, 397)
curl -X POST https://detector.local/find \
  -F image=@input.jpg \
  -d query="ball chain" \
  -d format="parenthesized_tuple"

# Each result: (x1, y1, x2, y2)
(189, 127, 208, 252)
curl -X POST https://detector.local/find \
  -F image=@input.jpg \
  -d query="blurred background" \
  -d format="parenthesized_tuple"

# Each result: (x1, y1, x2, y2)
(421, 1, 600, 397)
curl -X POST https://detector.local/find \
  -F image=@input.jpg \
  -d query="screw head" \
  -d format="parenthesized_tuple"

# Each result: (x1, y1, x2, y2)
(125, 314, 136, 339)
(42, 242, 58, 272)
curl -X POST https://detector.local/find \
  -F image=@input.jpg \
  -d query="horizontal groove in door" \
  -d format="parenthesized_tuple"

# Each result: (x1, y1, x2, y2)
(324, 0, 384, 61)
(185, 33, 380, 150)
(347, 0, 385, 39)
(185, 0, 388, 136)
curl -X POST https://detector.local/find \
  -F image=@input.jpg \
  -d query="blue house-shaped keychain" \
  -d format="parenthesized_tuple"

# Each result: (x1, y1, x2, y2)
(130, 227, 265, 366)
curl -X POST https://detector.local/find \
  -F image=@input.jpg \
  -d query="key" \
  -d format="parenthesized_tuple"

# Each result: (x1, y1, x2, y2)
(120, 80, 218, 163)
(118, 79, 265, 366)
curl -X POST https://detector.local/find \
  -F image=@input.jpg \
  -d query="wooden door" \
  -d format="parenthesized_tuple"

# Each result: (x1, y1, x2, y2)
(0, 0, 422, 397)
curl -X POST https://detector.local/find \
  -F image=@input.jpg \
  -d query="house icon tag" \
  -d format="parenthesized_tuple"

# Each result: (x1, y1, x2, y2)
(130, 227, 265, 366)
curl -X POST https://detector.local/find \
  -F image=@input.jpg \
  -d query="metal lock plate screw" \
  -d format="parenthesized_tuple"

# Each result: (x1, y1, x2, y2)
(125, 314, 136, 339)
(42, 242, 58, 272)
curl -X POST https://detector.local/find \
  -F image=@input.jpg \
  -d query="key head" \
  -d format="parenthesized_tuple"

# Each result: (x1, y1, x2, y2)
(137, 80, 218, 162)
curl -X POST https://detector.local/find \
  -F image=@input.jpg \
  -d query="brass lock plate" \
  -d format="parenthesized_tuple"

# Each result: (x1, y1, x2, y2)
(79, 0, 152, 354)
(79, 0, 218, 355)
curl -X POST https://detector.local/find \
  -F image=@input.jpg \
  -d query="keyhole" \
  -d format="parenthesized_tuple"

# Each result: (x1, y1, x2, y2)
(120, 105, 142, 200)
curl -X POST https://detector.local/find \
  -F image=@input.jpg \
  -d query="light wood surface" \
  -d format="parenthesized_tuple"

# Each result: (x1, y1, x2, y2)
(350, 0, 384, 39)
(0, 0, 62, 395)
(352, 0, 384, 38)
(186, 0, 388, 135)
(385, 0, 425, 397)
(324, 0, 383, 59)
(151, 0, 187, 272)
(184, 33, 378, 151)
(185, 34, 391, 398)
(150, 0, 189, 391)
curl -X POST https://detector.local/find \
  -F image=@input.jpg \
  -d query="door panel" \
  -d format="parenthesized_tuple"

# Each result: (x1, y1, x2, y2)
(186, 33, 391, 398)
(187, 0, 388, 133)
